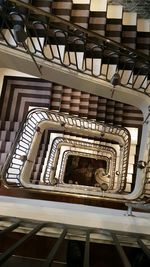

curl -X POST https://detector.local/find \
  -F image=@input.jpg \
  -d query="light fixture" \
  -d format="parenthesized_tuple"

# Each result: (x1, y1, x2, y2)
(19, 155, 27, 162)
(101, 182, 108, 191)
(110, 72, 121, 98)
(13, 24, 27, 43)
(13, 24, 42, 75)
(36, 126, 42, 134)
(110, 72, 121, 87)
(137, 160, 146, 169)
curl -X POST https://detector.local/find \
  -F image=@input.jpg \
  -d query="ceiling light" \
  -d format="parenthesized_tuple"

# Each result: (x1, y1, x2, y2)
(110, 72, 121, 87)
(13, 24, 27, 43)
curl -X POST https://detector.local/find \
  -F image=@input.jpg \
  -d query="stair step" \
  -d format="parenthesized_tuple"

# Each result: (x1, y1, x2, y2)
(50, 85, 63, 111)
(0, 152, 8, 165)
(32, 163, 43, 175)
(79, 92, 90, 118)
(69, 90, 81, 115)
(0, 130, 16, 142)
(31, 175, 40, 184)
(32, 0, 51, 13)
(60, 87, 72, 113)
(71, 2, 90, 29)
(88, 95, 98, 119)
(30, 130, 50, 182)
(144, 183, 150, 190)
(52, 0, 72, 21)
(89, 1, 107, 36)
(0, 121, 20, 131)
(124, 183, 132, 193)
(0, 141, 12, 153)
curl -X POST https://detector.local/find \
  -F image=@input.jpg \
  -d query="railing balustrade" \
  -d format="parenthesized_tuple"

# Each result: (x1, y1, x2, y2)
(143, 147, 150, 197)
(0, 108, 136, 200)
(0, 0, 150, 95)
(58, 150, 111, 189)
(44, 136, 117, 191)
(2, 109, 49, 186)
(0, 215, 149, 267)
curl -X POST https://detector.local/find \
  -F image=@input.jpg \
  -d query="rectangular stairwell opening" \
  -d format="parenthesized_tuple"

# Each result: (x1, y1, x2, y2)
(64, 155, 107, 187)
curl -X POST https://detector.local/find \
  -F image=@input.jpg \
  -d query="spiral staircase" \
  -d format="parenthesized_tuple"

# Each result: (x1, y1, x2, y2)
(0, 1, 150, 266)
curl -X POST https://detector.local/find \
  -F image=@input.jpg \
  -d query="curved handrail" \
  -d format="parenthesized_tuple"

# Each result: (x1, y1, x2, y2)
(1, 108, 52, 186)
(2, 108, 130, 192)
(5, 0, 150, 62)
(44, 136, 117, 190)
(0, 108, 38, 186)
(143, 148, 150, 196)
(58, 150, 112, 189)
(0, 0, 150, 95)
(3, 109, 149, 200)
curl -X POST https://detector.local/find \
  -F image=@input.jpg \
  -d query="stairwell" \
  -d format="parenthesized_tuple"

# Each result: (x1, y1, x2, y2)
(0, 76, 144, 199)
(0, 0, 150, 199)
(0, 1, 150, 266)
